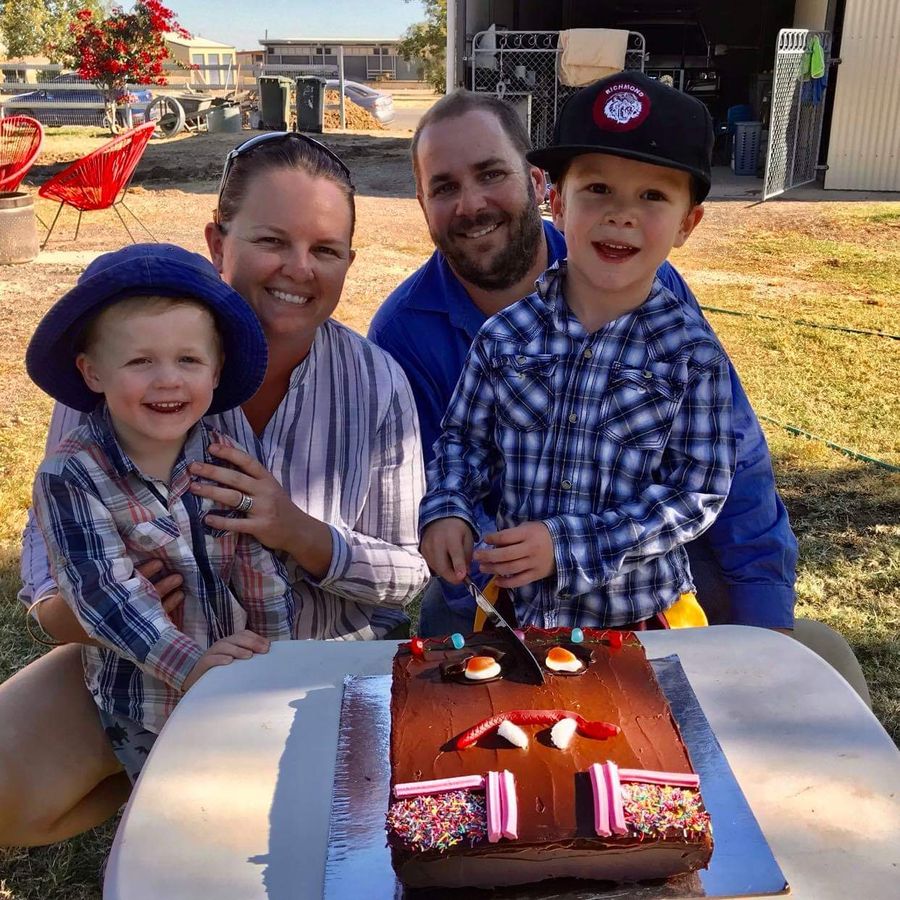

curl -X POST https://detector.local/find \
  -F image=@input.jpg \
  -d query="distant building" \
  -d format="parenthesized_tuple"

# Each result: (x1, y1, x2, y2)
(259, 38, 424, 82)
(165, 33, 237, 88)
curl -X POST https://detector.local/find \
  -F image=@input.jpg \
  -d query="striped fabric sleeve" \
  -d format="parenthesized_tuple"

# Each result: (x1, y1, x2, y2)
(546, 356, 736, 597)
(230, 533, 295, 640)
(312, 360, 430, 610)
(18, 402, 88, 608)
(33, 471, 203, 689)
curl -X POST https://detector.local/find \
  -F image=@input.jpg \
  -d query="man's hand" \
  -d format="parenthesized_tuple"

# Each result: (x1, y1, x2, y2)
(474, 522, 556, 589)
(182, 630, 270, 692)
(420, 518, 474, 584)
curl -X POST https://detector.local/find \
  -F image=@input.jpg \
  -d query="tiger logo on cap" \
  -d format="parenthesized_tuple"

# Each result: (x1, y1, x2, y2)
(593, 82, 651, 132)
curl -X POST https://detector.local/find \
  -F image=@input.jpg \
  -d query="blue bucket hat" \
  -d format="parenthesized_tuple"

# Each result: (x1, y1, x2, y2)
(26, 243, 267, 414)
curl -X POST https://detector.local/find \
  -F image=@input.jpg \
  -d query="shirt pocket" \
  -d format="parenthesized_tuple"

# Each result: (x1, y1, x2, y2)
(598, 362, 684, 450)
(121, 516, 181, 554)
(490, 353, 558, 431)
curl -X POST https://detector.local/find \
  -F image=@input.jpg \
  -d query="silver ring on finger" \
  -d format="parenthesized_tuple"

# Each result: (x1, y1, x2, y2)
(235, 492, 253, 514)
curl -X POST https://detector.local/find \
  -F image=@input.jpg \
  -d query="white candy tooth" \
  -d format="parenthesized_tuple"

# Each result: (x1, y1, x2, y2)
(550, 717, 577, 750)
(497, 720, 529, 748)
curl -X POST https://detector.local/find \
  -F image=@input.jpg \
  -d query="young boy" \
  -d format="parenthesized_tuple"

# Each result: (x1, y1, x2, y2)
(26, 243, 295, 781)
(420, 72, 734, 630)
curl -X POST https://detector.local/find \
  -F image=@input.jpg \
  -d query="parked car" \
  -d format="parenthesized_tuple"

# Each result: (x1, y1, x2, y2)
(617, 17, 720, 107)
(2, 74, 152, 128)
(325, 79, 395, 125)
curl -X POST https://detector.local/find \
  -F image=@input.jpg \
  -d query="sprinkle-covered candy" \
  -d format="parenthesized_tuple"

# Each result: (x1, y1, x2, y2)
(387, 789, 488, 853)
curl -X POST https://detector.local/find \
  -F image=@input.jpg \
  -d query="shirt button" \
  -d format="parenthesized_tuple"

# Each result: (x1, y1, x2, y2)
(516, 355, 527, 364)
(583, 349, 593, 359)
(568, 413, 578, 423)
(561, 479, 573, 490)
(642, 370, 653, 379)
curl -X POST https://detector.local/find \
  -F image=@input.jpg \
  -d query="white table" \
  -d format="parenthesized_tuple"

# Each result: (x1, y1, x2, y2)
(105, 626, 900, 899)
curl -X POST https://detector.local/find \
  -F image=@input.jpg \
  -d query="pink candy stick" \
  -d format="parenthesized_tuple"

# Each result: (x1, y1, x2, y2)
(393, 774, 485, 798)
(618, 768, 700, 788)
(604, 761, 627, 835)
(486, 771, 503, 843)
(589, 763, 610, 836)
(500, 770, 518, 840)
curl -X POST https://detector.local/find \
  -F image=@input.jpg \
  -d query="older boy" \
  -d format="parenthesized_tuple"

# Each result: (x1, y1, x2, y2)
(420, 73, 733, 628)
(26, 244, 295, 780)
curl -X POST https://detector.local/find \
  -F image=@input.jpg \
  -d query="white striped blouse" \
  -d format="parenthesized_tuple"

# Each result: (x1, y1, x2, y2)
(21, 319, 430, 640)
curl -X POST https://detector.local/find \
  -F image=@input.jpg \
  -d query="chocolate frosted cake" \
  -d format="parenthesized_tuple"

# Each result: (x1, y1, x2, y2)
(387, 627, 713, 889)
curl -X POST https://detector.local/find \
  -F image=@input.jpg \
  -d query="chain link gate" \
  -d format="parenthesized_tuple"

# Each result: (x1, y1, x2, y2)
(470, 31, 645, 150)
(763, 29, 831, 200)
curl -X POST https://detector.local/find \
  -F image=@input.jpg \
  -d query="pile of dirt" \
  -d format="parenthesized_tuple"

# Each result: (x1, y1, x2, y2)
(324, 90, 382, 130)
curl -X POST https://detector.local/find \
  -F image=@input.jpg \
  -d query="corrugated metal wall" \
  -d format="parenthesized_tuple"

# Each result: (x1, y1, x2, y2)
(826, 0, 900, 190)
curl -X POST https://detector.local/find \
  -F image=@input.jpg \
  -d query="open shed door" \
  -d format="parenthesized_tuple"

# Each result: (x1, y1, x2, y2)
(763, 28, 831, 200)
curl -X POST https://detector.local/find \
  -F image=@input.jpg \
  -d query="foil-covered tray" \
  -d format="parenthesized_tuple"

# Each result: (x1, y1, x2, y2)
(323, 656, 788, 898)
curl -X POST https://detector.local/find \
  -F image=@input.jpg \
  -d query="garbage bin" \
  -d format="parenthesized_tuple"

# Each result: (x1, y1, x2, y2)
(257, 76, 293, 130)
(732, 121, 762, 176)
(296, 76, 326, 133)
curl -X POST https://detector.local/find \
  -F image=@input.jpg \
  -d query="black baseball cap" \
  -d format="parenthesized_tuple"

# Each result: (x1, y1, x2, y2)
(527, 71, 713, 201)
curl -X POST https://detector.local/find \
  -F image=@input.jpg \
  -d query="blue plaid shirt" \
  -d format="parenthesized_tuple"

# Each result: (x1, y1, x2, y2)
(420, 262, 736, 627)
(32, 407, 295, 733)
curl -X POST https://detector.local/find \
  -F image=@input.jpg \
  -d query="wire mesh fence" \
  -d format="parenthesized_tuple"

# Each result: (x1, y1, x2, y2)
(763, 29, 831, 200)
(470, 30, 645, 150)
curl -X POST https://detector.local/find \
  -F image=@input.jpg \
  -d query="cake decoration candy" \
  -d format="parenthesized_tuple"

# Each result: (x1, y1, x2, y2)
(545, 646, 584, 673)
(496, 719, 529, 748)
(570, 627, 584, 643)
(450, 632, 466, 650)
(456, 709, 619, 750)
(464, 655, 502, 681)
(550, 716, 578, 749)
(388, 770, 519, 852)
(409, 636, 426, 660)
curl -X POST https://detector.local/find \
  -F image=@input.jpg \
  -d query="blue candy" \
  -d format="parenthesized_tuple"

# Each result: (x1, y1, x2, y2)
(571, 627, 584, 644)
(450, 632, 465, 650)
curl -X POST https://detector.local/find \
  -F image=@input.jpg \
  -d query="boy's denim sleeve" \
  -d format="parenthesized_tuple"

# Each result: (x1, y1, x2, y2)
(656, 261, 798, 628)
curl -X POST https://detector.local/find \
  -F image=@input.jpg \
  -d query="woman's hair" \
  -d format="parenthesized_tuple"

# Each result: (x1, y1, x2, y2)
(216, 135, 356, 240)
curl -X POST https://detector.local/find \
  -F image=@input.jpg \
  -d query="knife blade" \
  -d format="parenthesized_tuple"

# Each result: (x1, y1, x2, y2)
(465, 578, 544, 685)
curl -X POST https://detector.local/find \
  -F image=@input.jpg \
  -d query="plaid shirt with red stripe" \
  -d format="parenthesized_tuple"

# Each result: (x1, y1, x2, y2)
(32, 406, 294, 734)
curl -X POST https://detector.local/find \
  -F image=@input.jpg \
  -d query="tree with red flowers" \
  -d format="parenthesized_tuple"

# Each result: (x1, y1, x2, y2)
(67, 1, 189, 133)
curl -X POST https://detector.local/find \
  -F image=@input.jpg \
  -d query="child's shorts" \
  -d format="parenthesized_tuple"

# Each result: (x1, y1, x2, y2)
(97, 708, 158, 784)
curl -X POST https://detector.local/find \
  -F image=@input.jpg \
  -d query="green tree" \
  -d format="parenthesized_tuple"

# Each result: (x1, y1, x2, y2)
(398, 0, 446, 93)
(0, 0, 47, 57)
(0, 0, 106, 60)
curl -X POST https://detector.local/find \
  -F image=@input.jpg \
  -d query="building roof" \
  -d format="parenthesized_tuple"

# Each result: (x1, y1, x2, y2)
(165, 33, 235, 50)
(259, 38, 401, 46)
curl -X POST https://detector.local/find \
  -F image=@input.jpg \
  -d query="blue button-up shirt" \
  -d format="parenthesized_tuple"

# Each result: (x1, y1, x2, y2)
(419, 263, 735, 627)
(370, 221, 797, 627)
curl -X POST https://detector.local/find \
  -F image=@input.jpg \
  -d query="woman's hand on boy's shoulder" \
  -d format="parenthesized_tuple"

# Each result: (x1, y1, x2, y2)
(474, 522, 555, 589)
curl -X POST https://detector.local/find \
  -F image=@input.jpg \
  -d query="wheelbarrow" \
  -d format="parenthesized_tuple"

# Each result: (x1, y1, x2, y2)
(147, 93, 215, 138)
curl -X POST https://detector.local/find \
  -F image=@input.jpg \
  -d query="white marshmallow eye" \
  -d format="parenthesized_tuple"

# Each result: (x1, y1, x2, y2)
(463, 655, 502, 681)
(545, 647, 583, 673)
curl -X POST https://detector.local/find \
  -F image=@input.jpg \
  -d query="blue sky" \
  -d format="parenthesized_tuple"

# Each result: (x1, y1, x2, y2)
(170, 1, 426, 51)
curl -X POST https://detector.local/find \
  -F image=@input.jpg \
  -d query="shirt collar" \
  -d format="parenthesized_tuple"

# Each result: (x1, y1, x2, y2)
(406, 219, 567, 337)
(87, 403, 209, 484)
(534, 264, 671, 334)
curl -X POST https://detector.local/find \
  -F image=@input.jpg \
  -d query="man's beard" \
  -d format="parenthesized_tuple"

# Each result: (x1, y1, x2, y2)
(433, 183, 544, 292)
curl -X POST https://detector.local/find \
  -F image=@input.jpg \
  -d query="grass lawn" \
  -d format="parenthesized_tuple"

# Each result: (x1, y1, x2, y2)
(0, 189, 897, 897)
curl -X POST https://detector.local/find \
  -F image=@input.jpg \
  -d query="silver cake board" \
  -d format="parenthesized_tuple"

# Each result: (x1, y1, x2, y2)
(323, 655, 789, 899)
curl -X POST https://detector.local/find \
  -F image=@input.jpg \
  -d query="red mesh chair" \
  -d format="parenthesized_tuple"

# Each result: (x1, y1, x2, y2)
(38, 121, 156, 248)
(0, 115, 44, 192)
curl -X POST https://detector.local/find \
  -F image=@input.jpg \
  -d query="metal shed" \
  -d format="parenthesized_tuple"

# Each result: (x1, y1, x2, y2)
(447, 0, 900, 195)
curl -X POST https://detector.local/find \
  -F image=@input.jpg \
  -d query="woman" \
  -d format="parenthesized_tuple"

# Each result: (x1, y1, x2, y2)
(2, 133, 430, 846)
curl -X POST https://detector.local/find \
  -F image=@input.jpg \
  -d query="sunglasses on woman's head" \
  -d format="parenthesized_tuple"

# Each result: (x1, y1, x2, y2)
(214, 131, 353, 223)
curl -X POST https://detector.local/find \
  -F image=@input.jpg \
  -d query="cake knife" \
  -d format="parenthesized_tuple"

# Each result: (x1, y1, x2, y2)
(465, 578, 545, 685)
